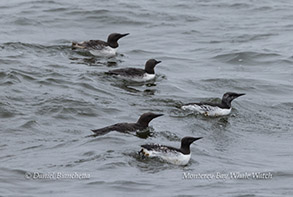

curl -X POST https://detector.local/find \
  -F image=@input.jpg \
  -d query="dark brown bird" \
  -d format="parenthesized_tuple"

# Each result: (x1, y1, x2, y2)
(72, 33, 129, 57)
(91, 112, 163, 136)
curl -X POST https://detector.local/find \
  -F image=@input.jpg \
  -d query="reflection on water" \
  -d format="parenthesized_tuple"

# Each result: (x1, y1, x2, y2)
(69, 56, 120, 67)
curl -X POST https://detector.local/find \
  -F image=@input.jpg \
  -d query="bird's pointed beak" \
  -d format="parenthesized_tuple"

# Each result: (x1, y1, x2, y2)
(153, 113, 164, 118)
(192, 137, 203, 142)
(156, 60, 162, 64)
(119, 33, 129, 38)
(236, 93, 245, 97)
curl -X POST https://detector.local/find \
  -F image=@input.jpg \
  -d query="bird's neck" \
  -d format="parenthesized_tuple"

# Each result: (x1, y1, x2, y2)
(221, 99, 231, 108)
(180, 144, 191, 154)
(107, 41, 118, 48)
(145, 67, 154, 74)
(137, 120, 149, 128)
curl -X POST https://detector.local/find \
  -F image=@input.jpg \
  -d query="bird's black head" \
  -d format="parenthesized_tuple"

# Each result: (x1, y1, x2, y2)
(180, 136, 202, 154)
(221, 92, 245, 107)
(137, 112, 163, 127)
(144, 59, 161, 74)
(107, 33, 129, 48)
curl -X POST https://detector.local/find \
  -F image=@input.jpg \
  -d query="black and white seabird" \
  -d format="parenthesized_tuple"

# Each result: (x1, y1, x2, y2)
(140, 136, 202, 165)
(181, 92, 245, 116)
(72, 33, 129, 57)
(91, 112, 163, 136)
(106, 59, 161, 81)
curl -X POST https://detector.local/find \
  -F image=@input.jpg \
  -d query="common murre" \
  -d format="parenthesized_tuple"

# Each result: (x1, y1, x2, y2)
(181, 92, 245, 116)
(91, 112, 163, 136)
(72, 33, 129, 57)
(106, 59, 161, 81)
(140, 136, 202, 165)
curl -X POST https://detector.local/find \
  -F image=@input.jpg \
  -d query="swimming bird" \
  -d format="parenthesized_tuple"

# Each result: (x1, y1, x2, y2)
(140, 136, 202, 165)
(91, 112, 163, 136)
(72, 33, 129, 57)
(181, 92, 245, 116)
(106, 59, 161, 81)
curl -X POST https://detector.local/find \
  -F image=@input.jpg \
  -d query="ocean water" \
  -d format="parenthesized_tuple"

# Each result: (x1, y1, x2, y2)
(1, 0, 293, 196)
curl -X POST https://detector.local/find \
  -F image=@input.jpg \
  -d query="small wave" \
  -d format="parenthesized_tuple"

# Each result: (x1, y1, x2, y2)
(0, 100, 23, 119)
(273, 171, 293, 178)
(35, 97, 98, 118)
(12, 0, 63, 10)
(213, 51, 281, 65)
(20, 120, 39, 129)
(205, 2, 252, 9)
(0, 71, 22, 85)
(153, 131, 181, 141)
(43, 7, 68, 13)
(12, 17, 42, 26)
(0, 107, 17, 118)
(1, 42, 70, 56)
(229, 3, 251, 9)
(199, 78, 254, 91)
(231, 33, 277, 43)
(21, 145, 43, 151)
(0, 59, 22, 65)
(250, 6, 273, 12)
(65, 9, 109, 16)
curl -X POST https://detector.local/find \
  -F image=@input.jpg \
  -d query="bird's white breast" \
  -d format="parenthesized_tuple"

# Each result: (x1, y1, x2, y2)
(90, 46, 117, 57)
(142, 148, 191, 165)
(182, 104, 231, 116)
(120, 73, 155, 82)
(141, 73, 155, 81)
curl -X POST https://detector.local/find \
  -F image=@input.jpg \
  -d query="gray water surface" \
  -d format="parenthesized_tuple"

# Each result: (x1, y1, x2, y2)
(1, 0, 293, 196)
